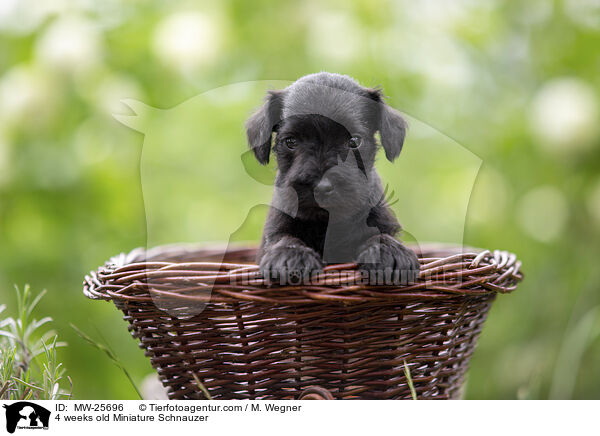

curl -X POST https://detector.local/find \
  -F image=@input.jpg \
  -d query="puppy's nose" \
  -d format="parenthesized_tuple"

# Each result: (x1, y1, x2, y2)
(315, 178, 334, 196)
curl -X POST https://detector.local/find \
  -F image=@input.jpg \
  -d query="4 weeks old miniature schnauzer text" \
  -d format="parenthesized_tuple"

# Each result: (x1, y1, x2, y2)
(246, 72, 420, 285)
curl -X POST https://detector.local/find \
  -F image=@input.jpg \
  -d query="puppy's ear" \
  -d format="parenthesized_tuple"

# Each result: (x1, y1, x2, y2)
(245, 90, 284, 165)
(368, 88, 407, 162)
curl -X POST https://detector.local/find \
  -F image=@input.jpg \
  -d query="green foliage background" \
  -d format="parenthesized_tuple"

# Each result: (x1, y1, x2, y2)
(0, 0, 599, 399)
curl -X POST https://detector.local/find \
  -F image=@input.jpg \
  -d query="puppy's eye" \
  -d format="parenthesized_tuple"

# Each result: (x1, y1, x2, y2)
(347, 136, 362, 149)
(284, 137, 297, 149)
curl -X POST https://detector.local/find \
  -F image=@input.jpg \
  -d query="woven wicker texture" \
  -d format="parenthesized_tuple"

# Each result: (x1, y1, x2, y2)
(83, 244, 522, 400)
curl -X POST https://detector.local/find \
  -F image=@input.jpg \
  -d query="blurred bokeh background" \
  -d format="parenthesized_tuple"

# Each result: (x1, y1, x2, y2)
(0, 0, 599, 399)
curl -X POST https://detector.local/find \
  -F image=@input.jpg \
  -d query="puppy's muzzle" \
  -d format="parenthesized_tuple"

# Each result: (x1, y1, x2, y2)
(314, 177, 334, 197)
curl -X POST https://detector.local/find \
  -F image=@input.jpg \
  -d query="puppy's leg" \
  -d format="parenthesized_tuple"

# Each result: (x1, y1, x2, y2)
(357, 234, 420, 285)
(259, 236, 324, 285)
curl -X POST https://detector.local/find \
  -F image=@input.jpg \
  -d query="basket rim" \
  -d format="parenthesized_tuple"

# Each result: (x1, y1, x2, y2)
(83, 242, 523, 305)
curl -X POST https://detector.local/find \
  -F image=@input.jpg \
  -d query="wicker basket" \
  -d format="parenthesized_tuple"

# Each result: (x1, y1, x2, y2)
(83, 243, 522, 400)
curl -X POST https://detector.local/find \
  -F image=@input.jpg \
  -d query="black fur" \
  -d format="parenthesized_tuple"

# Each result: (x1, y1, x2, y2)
(246, 72, 419, 285)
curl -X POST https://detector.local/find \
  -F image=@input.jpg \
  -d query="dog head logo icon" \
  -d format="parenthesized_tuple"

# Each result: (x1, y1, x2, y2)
(2, 402, 51, 433)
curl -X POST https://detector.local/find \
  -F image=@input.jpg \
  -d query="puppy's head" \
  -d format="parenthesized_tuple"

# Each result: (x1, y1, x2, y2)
(246, 73, 407, 219)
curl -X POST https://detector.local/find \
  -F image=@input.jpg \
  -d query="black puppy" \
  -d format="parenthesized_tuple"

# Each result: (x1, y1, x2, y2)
(246, 72, 419, 285)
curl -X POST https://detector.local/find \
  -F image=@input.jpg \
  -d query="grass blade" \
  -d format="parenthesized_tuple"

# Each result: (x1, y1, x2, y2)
(70, 324, 143, 399)
(191, 373, 213, 400)
(403, 360, 418, 400)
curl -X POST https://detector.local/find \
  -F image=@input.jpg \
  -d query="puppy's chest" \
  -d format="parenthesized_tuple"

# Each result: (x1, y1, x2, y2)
(289, 219, 328, 253)
(322, 219, 379, 263)
(291, 217, 377, 262)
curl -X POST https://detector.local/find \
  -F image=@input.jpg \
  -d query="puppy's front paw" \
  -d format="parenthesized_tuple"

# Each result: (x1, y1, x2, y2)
(260, 244, 323, 285)
(357, 237, 420, 285)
